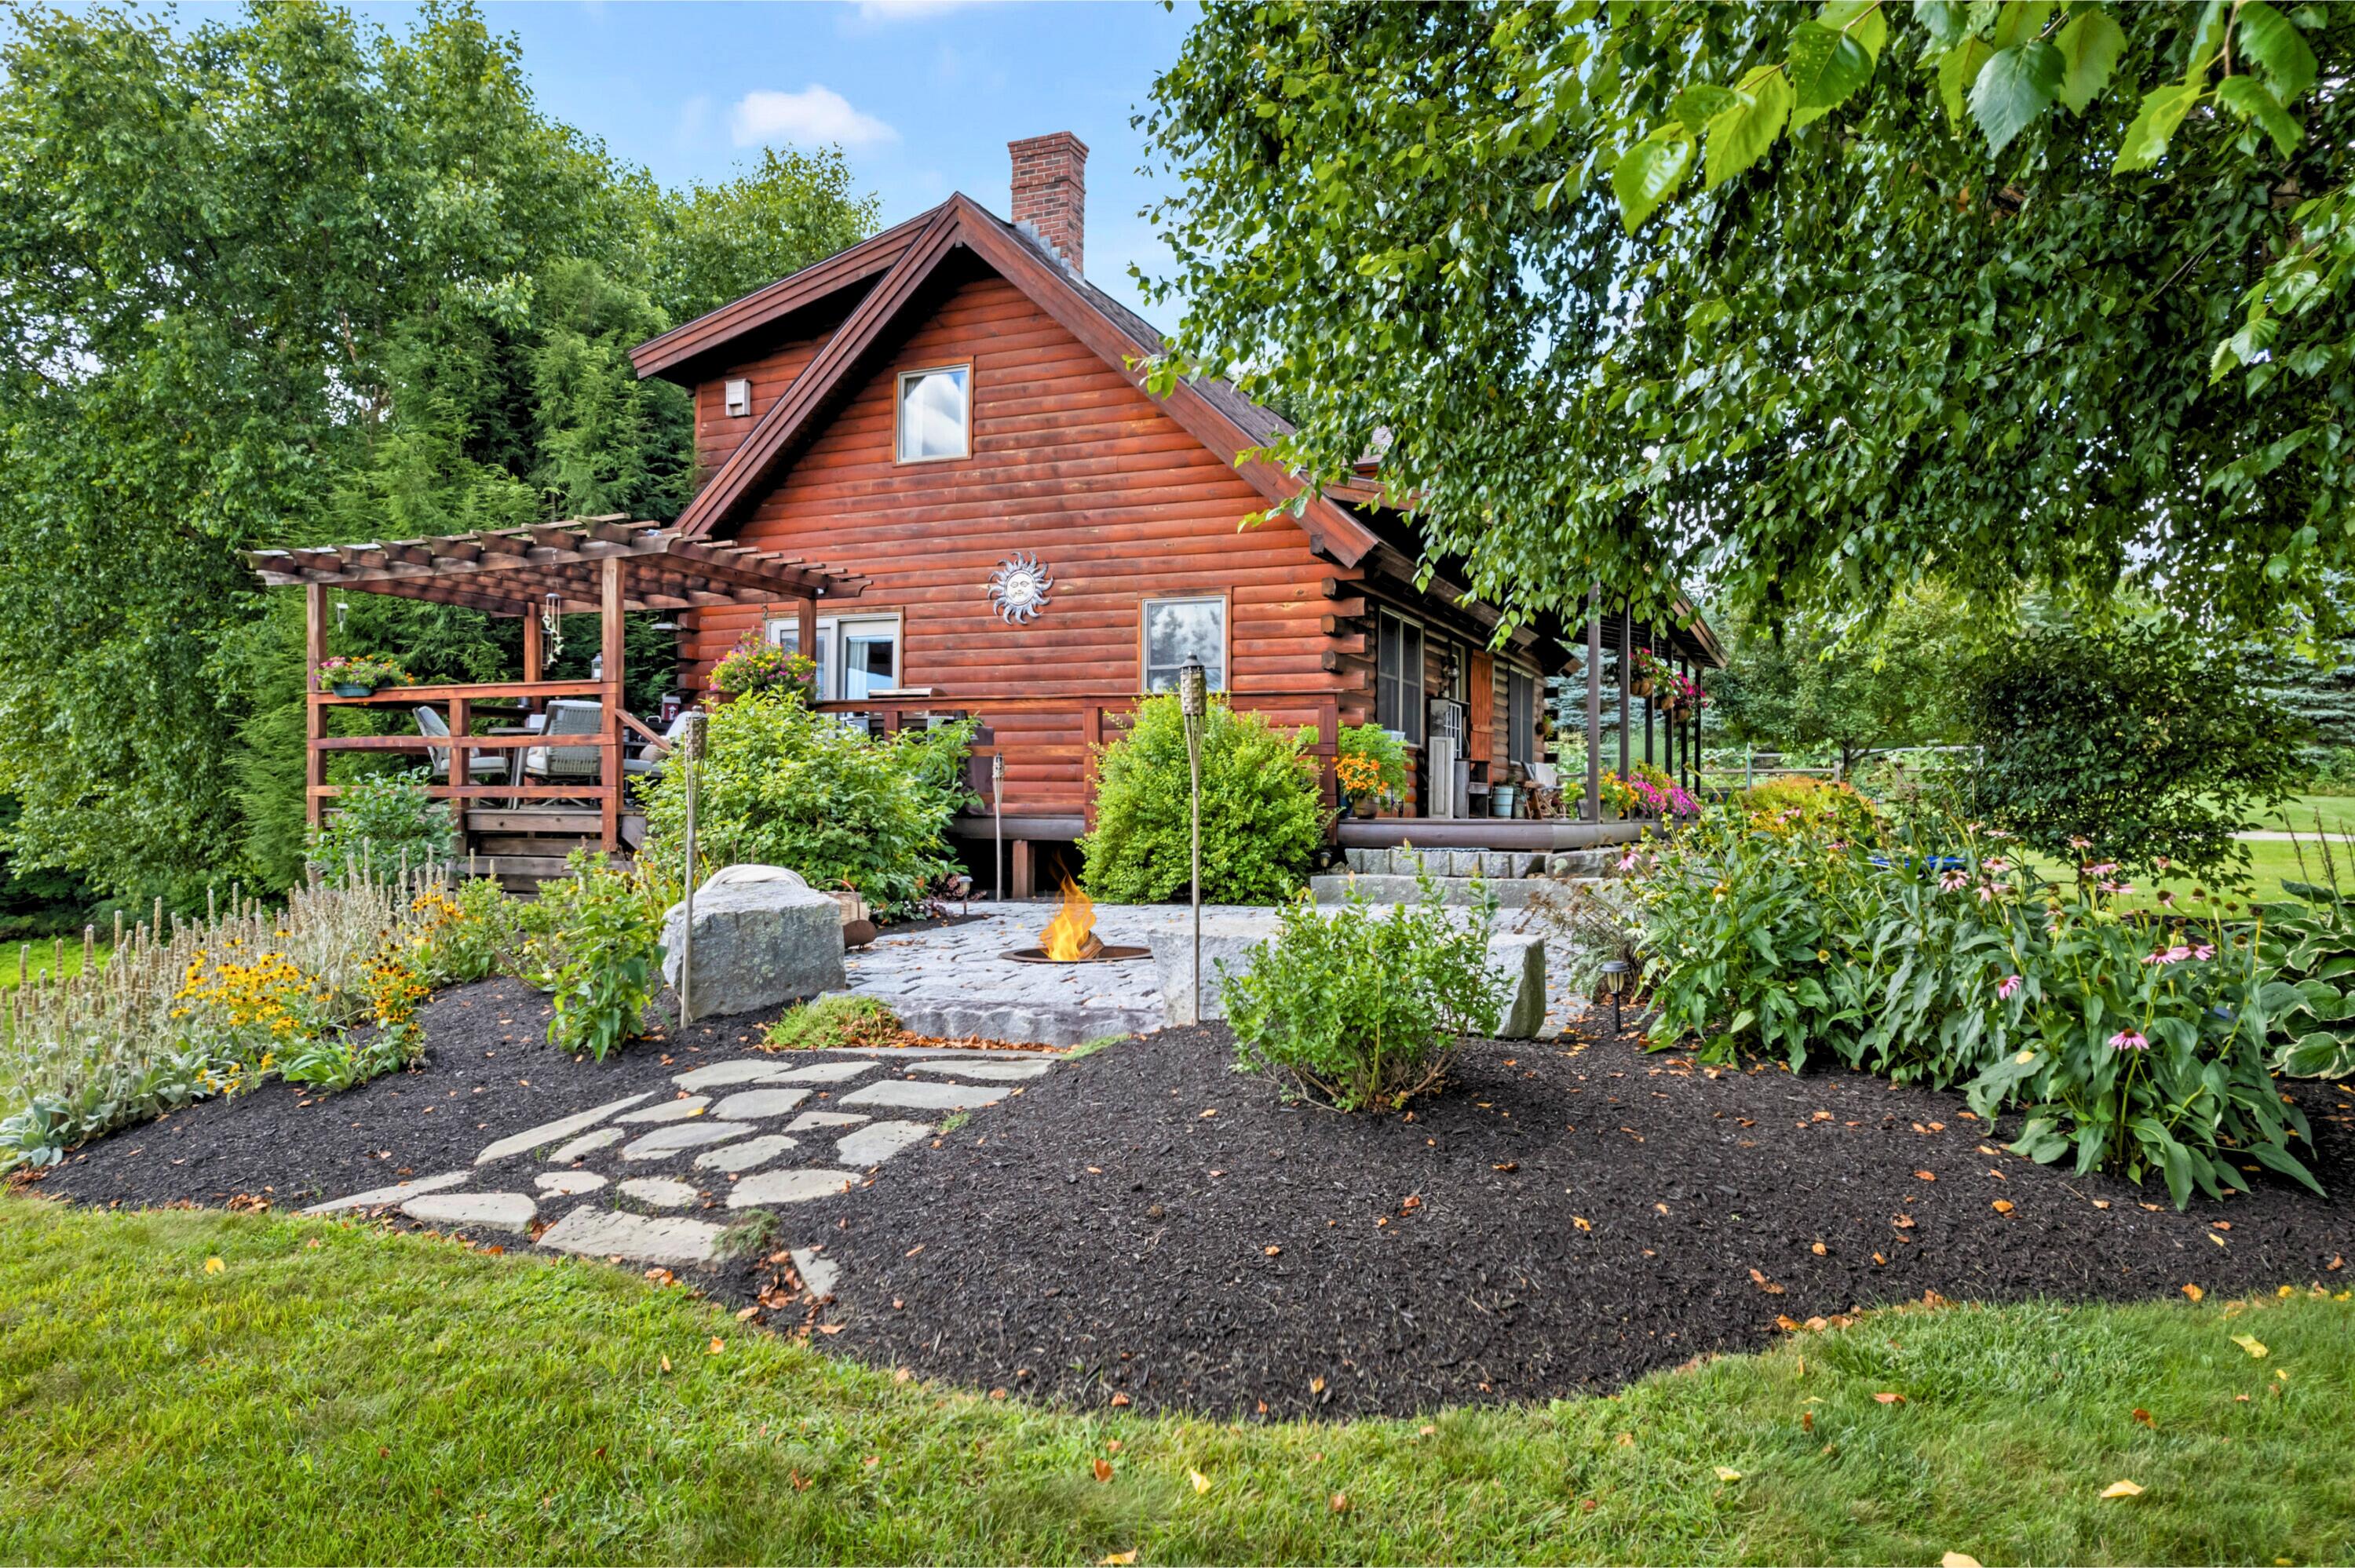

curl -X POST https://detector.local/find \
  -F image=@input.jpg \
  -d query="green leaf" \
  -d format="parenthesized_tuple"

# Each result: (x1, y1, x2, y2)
(2182, 0, 2230, 84)
(1611, 130, 1695, 233)
(2112, 80, 2203, 171)
(1937, 38, 1996, 130)
(1703, 67, 1795, 189)
(1819, 0, 1889, 58)
(1968, 40, 2064, 155)
(1989, 0, 2054, 49)
(2215, 75, 2304, 157)
(1913, 0, 1967, 46)
(1789, 23, 1878, 127)
(2051, 9, 2124, 114)
(1671, 82, 1738, 132)
(2237, 1, 2318, 103)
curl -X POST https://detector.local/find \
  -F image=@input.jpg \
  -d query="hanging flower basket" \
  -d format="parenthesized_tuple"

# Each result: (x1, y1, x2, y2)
(1629, 676, 1655, 698)
(316, 654, 413, 698)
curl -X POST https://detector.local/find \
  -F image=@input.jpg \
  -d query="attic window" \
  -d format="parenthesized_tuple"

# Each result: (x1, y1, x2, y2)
(896, 364, 970, 462)
(723, 378, 751, 418)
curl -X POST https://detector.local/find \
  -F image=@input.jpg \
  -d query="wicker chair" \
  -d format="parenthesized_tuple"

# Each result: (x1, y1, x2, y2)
(414, 706, 510, 786)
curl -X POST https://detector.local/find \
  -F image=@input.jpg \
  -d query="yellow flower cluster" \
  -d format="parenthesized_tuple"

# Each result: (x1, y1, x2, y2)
(175, 941, 321, 1040)
(365, 948, 430, 1031)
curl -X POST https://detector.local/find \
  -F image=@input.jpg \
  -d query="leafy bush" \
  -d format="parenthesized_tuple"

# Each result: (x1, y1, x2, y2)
(1636, 812, 2317, 1207)
(310, 770, 455, 882)
(1738, 774, 1878, 840)
(1336, 722, 1406, 804)
(763, 993, 903, 1052)
(1081, 696, 1328, 905)
(534, 852, 663, 1061)
(1959, 621, 2304, 882)
(413, 876, 537, 987)
(1221, 878, 1509, 1112)
(640, 691, 970, 917)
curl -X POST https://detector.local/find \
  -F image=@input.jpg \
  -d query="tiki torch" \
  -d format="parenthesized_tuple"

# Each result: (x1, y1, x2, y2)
(1179, 661, 1207, 1021)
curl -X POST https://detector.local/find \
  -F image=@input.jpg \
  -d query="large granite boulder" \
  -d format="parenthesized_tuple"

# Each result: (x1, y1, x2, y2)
(1157, 911, 1547, 1039)
(661, 865, 845, 1019)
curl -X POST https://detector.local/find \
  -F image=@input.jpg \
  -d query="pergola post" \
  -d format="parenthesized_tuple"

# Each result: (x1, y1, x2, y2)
(796, 595, 819, 691)
(1583, 584, 1601, 822)
(522, 608, 545, 717)
(305, 584, 328, 832)
(601, 556, 624, 855)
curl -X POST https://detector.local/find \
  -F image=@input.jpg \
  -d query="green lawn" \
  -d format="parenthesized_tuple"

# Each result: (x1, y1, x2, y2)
(0, 935, 111, 993)
(2262, 795, 2355, 837)
(2021, 837, 2348, 916)
(2, 1197, 2350, 1564)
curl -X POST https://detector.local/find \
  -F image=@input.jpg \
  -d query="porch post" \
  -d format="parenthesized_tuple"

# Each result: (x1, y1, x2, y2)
(1583, 583, 1601, 823)
(1616, 604, 1630, 779)
(305, 584, 327, 832)
(601, 556, 624, 855)
(796, 596, 819, 691)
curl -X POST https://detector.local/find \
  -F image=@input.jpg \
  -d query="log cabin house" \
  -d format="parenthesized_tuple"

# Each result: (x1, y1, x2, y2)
(629, 134, 1722, 893)
(253, 136, 1722, 891)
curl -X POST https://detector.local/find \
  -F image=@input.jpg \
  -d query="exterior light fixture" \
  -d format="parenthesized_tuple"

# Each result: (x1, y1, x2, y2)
(1599, 957, 1631, 1035)
(334, 596, 351, 633)
(1179, 661, 1208, 1020)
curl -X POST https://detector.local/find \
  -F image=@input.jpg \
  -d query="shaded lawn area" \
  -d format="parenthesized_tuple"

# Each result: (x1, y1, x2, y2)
(2262, 794, 2355, 836)
(3, 1196, 2351, 1566)
(2023, 837, 2340, 915)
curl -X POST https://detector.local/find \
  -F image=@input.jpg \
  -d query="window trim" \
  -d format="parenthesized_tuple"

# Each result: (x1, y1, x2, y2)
(1375, 606, 1426, 747)
(765, 610, 907, 702)
(893, 361, 973, 465)
(1137, 592, 1231, 696)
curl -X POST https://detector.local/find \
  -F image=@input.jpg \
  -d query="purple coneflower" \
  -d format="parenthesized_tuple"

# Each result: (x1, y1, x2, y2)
(2108, 1030, 2149, 1052)
(1997, 974, 2022, 1000)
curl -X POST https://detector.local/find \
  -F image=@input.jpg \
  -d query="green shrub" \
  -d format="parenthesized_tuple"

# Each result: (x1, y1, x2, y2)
(1080, 696, 1328, 905)
(1636, 812, 2317, 1207)
(534, 851, 662, 1061)
(309, 770, 455, 881)
(1959, 621, 2303, 883)
(763, 993, 902, 1051)
(414, 875, 535, 987)
(1737, 774, 1878, 841)
(1221, 877, 1508, 1112)
(640, 692, 970, 918)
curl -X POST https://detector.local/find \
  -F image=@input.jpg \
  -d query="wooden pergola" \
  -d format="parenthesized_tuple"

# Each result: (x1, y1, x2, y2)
(247, 516, 867, 853)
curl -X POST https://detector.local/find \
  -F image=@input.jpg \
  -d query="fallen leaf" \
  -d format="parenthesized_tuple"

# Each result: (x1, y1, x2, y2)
(1418, 1424, 1437, 1437)
(2213, 1220, 2233, 1231)
(1991, 1199, 2014, 1214)
(1801, 1410, 1814, 1432)
(1874, 1391, 1905, 1405)
(735, 1305, 760, 1321)
(1190, 1468, 1210, 1495)
(2330, 1255, 2345, 1272)
(1941, 1555, 1982, 1568)
(2233, 1334, 2269, 1358)
(1749, 1268, 1786, 1296)
(1892, 1213, 1917, 1229)
(817, 1324, 845, 1335)
(203, 1256, 224, 1274)
(1310, 1375, 1327, 1395)
(2092, 1199, 2112, 1210)
(659, 1355, 671, 1373)
(1616, 1431, 1634, 1447)
(1574, 1216, 1594, 1232)
(2100, 1479, 2145, 1500)
(2132, 1408, 2152, 1426)
(1811, 1242, 1827, 1256)
(989, 1388, 1007, 1399)
(1109, 1391, 1130, 1408)
(2182, 1283, 2204, 1303)
(1329, 1492, 1351, 1513)
(1914, 1170, 1937, 1182)
(2208, 1231, 2229, 1247)
(1714, 1466, 1743, 1482)
(1401, 1194, 1421, 1211)
(1093, 1458, 1113, 1483)
(1492, 1161, 1518, 1172)
(1265, 1245, 1282, 1256)
(1198, 1108, 1217, 1118)
(1100, 1554, 1137, 1566)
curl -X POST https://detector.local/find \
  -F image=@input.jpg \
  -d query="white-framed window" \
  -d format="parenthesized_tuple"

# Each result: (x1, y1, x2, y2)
(1141, 595, 1226, 693)
(1377, 608, 1425, 746)
(895, 364, 970, 462)
(766, 613, 904, 701)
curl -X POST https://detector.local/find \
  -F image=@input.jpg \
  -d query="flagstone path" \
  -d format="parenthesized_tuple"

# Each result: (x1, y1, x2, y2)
(299, 1047, 1057, 1287)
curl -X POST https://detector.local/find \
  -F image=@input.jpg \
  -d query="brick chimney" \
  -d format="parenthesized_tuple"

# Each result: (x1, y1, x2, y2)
(1009, 131, 1087, 275)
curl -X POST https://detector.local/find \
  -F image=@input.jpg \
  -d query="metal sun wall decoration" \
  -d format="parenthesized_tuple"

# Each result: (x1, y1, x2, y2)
(988, 552, 1053, 623)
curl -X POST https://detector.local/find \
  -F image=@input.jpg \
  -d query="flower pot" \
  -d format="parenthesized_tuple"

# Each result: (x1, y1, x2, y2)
(1629, 677, 1654, 698)
(1489, 783, 1518, 818)
(330, 682, 375, 698)
(1352, 795, 1378, 819)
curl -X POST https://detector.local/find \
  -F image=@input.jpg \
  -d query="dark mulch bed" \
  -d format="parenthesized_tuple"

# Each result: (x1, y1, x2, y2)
(741, 1016, 2355, 1420)
(28, 978, 795, 1211)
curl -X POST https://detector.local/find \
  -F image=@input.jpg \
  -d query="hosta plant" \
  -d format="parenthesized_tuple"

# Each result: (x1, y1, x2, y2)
(2257, 837, 2355, 1081)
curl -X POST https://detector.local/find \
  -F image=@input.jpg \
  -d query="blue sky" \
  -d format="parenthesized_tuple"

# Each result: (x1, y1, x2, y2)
(370, 0, 1199, 320)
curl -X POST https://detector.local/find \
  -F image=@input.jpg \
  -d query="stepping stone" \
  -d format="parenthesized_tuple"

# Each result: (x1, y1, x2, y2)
(673, 1059, 789, 1092)
(535, 1170, 607, 1196)
(401, 1191, 536, 1233)
(906, 1057, 1057, 1081)
(616, 1177, 701, 1209)
(303, 1170, 469, 1215)
(619, 1121, 757, 1161)
(784, 1111, 867, 1133)
(709, 1088, 810, 1121)
(838, 1080, 1002, 1113)
(835, 1120, 934, 1166)
(790, 1245, 841, 1300)
(727, 1168, 860, 1208)
(546, 1127, 624, 1164)
(754, 1059, 881, 1085)
(618, 1096, 710, 1125)
(474, 1093, 654, 1165)
(693, 1135, 798, 1173)
(537, 1203, 721, 1266)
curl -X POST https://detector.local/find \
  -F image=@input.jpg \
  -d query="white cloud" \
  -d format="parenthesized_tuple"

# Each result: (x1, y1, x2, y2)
(728, 86, 900, 149)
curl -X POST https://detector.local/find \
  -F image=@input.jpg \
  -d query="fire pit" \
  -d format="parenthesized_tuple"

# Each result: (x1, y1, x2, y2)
(1002, 877, 1152, 965)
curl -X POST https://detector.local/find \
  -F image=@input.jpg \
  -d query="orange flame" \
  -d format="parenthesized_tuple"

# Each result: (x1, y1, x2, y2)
(1040, 874, 1099, 962)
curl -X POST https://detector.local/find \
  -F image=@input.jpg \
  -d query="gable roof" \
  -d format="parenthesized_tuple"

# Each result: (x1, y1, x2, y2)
(631, 193, 1380, 566)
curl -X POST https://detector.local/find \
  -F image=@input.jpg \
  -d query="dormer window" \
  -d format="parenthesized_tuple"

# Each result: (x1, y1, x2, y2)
(723, 378, 751, 418)
(895, 364, 970, 462)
